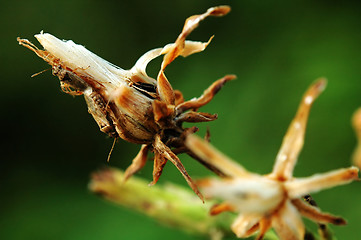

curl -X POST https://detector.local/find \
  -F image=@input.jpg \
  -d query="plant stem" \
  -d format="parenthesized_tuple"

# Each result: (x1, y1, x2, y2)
(89, 168, 234, 239)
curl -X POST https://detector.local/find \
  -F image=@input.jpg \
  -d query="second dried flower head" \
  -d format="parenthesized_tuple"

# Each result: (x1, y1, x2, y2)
(186, 78, 359, 239)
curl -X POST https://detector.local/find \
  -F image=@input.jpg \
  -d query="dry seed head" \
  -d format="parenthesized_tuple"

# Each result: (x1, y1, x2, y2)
(18, 5, 233, 200)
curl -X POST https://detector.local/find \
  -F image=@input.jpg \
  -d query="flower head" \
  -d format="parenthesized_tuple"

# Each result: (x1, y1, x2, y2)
(186, 78, 359, 239)
(18, 6, 233, 200)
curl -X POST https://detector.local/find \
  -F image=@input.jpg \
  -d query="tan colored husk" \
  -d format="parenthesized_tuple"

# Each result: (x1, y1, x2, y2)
(18, 6, 234, 200)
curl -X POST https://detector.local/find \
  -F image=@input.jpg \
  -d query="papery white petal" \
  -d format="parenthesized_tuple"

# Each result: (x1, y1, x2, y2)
(272, 200, 305, 240)
(35, 32, 128, 88)
(285, 166, 359, 198)
(130, 48, 161, 84)
(272, 79, 327, 180)
(131, 40, 211, 82)
(161, 39, 213, 58)
(202, 177, 283, 214)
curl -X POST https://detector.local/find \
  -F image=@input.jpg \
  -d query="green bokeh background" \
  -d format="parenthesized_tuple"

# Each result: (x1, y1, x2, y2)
(1, 0, 360, 239)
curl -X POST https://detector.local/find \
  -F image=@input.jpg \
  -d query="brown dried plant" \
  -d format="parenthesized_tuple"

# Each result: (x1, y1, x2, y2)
(185, 78, 360, 239)
(17, 6, 233, 200)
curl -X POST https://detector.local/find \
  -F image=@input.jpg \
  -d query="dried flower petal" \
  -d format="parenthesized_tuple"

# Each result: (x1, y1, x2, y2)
(160, 6, 230, 71)
(18, 6, 232, 200)
(123, 144, 149, 181)
(285, 166, 359, 198)
(201, 177, 284, 214)
(291, 199, 346, 225)
(153, 135, 203, 201)
(156, 5, 230, 105)
(176, 75, 236, 113)
(272, 201, 305, 240)
(272, 78, 327, 180)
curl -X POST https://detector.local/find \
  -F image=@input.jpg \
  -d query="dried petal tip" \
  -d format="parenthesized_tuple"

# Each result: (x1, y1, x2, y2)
(207, 5, 231, 16)
(344, 166, 360, 180)
(313, 77, 327, 92)
(304, 77, 327, 105)
(285, 166, 360, 199)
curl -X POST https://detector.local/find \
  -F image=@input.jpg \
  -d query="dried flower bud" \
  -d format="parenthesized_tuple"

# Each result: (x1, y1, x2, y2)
(18, 5, 233, 200)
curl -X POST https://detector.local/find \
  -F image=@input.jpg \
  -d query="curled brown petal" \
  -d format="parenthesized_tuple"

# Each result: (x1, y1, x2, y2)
(292, 199, 346, 225)
(123, 145, 150, 181)
(210, 202, 235, 215)
(149, 151, 168, 186)
(176, 111, 218, 123)
(157, 71, 175, 105)
(176, 75, 236, 113)
(272, 78, 327, 180)
(153, 135, 204, 202)
(161, 6, 231, 71)
(157, 6, 231, 105)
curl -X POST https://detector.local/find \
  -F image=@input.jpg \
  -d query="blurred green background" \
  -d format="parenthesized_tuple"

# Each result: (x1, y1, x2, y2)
(1, 0, 360, 239)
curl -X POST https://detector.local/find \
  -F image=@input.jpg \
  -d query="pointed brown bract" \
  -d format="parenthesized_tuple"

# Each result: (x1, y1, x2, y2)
(186, 79, 359, 239)
(210, 203, 235, 215)
(176, 74, 236, 113)
(272, 78, 327, 180)
(18, 6, 232, 200)
(150, 151, 168, 186)
(291, 199, 346, 225)
(123, 145, 149, 182)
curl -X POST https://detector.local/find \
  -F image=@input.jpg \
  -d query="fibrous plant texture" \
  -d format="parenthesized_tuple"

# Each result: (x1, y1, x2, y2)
(17, 6, 233, 200)
(185, 78, 359, 240)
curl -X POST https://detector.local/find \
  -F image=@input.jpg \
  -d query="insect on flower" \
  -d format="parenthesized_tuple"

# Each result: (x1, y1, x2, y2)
(17, 6, 233, 201)
(186, 78, 360, 239)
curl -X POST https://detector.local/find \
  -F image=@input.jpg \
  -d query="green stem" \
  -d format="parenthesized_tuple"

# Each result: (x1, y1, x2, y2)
(89, 168, 234, 238)
(88, 168, 280, 240)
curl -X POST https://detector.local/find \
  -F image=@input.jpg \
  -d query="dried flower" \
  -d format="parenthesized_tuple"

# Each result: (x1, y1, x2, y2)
(186, 78, 360, 239)
(17, 6, 233, 200)
(352, 108, 361, 168)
